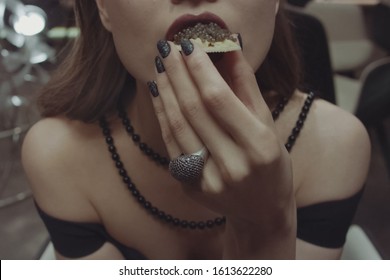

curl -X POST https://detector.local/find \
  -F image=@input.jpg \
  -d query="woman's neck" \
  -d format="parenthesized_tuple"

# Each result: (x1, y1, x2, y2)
(123, 81, 170, 158)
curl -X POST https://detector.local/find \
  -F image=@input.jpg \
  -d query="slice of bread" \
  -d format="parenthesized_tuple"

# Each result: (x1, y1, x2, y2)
(174, 34, 241, 53)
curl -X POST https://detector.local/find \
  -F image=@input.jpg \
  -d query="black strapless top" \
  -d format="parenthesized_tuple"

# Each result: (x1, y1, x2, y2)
(36, 189, 363, 259)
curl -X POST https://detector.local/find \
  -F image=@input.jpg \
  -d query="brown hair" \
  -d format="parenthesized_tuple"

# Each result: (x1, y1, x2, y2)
(38, 1, 301, 123)
(257, 7, 302, 99)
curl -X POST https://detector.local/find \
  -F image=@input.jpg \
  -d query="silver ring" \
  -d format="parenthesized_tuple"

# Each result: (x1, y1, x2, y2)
(169, 147, 208, 184)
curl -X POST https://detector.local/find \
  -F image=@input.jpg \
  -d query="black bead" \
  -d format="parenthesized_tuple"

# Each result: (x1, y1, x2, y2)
(138, 196, 145, 203)
(119, 168, 127, 176)
(108, 145, 116, 153)
(302, 105, 310, 113)
(293, 127, 300, 135)
(143, 201, 151, 209)
(158, 211, 166, 220)
(131, 189, 140, 197)
(145, 148, 153, 156)
(288, 135, 296, 142)
(197, 222, 206, 230)
(160, 158, 169, 165)
(116, 161, 123, 168)
(150, 207, 158, 215)
(215, 217, 225, 225)
(173, 218, 180, 226)
(122, 118, 130, 126)
(206, 220, 215, 228)
(299, 112, 307, 119)
(271, 96, 290, 120)
(103, 128, 110, 136)
(285, 143, 292, 151)
(127, 183, 135, 190)
(296, 119, 304, 128)
(112, 153, 120, 161)
(126, 125, 134, 134)
(189, 221, 197, 229)
(123, 176, 131, 184)
(152, 153, 161, 161)
(139, 143, 147, 151)
(180, 221, 189, 228)
(165, 215, 173, 223)
(132, 134, 140, 142)
(106, 136, 114, 144)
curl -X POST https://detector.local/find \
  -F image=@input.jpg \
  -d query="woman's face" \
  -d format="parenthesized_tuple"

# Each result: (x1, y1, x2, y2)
(96, 0, 279, 83)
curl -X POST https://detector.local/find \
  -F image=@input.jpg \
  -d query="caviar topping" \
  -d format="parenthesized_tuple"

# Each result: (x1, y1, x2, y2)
(173, 22, 237, 45)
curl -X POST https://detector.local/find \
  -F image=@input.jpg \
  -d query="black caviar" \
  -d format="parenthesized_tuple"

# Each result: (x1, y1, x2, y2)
(173, 22, 237, 45)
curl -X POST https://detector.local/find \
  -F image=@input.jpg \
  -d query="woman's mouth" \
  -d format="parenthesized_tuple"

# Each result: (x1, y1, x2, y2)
(165, 12, 230, 42)
(166, 12, 241, 54)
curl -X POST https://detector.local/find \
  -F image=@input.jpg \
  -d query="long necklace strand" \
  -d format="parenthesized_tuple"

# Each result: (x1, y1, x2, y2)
(99, 92, 315, 230)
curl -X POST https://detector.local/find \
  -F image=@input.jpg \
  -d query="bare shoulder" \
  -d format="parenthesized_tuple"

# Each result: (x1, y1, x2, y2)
(291, 92, 371, 206)
(21, 117, 102, 221)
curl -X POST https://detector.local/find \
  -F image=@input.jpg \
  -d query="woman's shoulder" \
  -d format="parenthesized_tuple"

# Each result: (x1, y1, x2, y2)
(25, 116, 101, 142)
(308, 93, 370, 159)
(22, 117, 102, 221)
(290, 92, 371, 206)
(22, 116, 102, 167)
(307, 93, 368, 142)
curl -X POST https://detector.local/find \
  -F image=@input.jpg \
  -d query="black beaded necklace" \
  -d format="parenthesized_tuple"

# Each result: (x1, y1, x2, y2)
(99, 92, 315, 230)
(117, 109, 170, 166)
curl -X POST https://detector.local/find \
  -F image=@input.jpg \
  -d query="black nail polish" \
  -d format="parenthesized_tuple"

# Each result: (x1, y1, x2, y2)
(147, 81, 159, 97)
(157, 40, 171, 58)
(181, 39, 194, 56)
(237, 33, 243, 50)
(155, 56, 165, 73)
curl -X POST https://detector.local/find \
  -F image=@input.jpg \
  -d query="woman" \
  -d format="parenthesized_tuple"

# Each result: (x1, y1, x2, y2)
(22, 0, 370, 259)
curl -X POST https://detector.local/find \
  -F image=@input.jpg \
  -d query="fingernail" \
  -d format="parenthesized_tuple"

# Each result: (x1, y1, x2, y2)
(238, 33, 243, 50)
(155, 56, 165, 73)
(181, 39, 194, 56)
(157, 40, 171, 58)
(147, 81, 159, 97)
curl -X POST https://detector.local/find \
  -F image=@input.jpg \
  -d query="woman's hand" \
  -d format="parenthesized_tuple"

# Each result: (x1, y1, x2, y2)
(149, 40, 296, 258)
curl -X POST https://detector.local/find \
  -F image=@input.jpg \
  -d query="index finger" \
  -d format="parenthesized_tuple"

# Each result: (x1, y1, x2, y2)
(179, 40, 272, 132)
(216, 49, 273, 121)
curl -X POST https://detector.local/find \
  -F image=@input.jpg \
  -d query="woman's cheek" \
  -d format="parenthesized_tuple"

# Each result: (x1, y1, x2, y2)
(244, 20, 276, 71)
(112, 31, 159, 82)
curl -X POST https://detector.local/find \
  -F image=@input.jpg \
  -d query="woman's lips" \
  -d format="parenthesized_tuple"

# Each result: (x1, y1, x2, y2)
(165, 12, 229, 42)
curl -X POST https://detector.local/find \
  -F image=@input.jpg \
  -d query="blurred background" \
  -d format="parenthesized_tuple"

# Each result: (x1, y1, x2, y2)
(0, 0, 389, 259)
